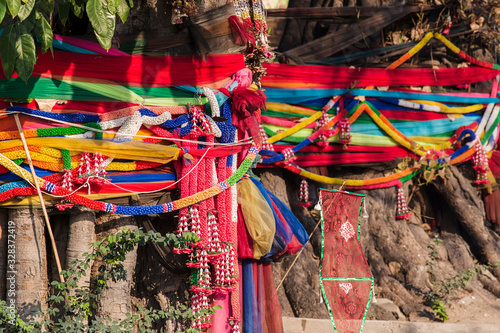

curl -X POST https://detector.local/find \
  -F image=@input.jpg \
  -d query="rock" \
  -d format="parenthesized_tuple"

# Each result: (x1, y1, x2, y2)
(369, 298, 406, 321)
(389, 262, 402, 278)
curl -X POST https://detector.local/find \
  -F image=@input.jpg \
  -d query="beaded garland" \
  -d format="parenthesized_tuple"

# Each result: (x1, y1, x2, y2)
(0, 145, 257, 215)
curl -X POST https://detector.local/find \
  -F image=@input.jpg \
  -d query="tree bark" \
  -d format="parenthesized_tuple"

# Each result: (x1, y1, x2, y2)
(7, 208, 48, 322)
(0, 209, 7, 300)
(257, 169, 329, 319)
(360, 185, 428, 316)
(95, 214, 138, 321)
(66, 207, 95, 290)
(433, 166, 500, 279)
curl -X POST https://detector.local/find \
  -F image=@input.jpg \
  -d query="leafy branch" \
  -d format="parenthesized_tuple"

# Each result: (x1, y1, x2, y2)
(424, 237, 500, 322)
(0, 228, 213, 332)
(0, 0, 133, 82)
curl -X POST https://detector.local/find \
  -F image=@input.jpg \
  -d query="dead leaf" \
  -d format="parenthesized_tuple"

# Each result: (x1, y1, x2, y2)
(470, 22, 480, 31)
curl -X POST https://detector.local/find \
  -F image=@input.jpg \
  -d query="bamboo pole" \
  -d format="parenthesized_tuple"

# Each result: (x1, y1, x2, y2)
(13, 113, 65, 283)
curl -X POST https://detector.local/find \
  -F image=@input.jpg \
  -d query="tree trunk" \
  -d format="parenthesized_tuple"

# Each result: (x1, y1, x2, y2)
(7, 208, 48, 322)
(66, 208, 95, 290)
(95, 214, 138, 321)
(0, 209, 7, 300)
(433, 166, 500, 279)
(257, 169, 330, 319)
(254, 164, 500, 322)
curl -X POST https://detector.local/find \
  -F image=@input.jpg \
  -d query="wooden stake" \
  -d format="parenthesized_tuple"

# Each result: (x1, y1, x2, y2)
(13, 113, 65, 283)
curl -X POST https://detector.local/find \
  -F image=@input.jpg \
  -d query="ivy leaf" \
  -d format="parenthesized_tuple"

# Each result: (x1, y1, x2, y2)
(6, 0, 21, 18)
(35, 15, 53, 53)
(18, 0, 34, 21)
(115, 0, 130, 23)
(0, 0, 7, 23)
(14, 29, 36, 82)
(0, 25, 17, 79)
(87, 0, 115, 50)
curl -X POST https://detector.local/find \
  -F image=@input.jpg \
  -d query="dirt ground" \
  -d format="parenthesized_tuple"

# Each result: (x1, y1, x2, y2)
(444, 281, 500, 325)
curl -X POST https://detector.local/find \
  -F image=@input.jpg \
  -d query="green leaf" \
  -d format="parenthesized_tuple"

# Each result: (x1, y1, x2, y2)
(14, 29, 36, 82)
(86, 0, 107, 35)
(35, 0, 55, 13)
(18, 10, 35, 32)
(87, 0, 115, 50)
(106, 0, 117, 14)
(69, 0, 83, 17)
(0, 0, 7, 23)
(6, 0, 20, 17)
(0, 25, 17, 79)
(57, 0, 70, 25)
(17, 0, 34, 21)
(73, 3, 83, 17)
(115, 0, 129, 23)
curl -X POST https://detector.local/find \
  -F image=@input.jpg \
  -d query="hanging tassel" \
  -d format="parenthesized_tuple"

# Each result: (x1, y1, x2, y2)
(472, 140, 489, 185)
(76, 152, 91, 183)
(396, 186, 411, 220)
(189, 250, 211, 293)
(230, 317, 241, 333)
(228, 244, 237, 285)
(338, 117, 351, 148)
(259, 124, 274, 151)
(282, 147, 297, 164)
(189, 205, 202, 246)
(215, 244, 236, 292)
(173, 213, 192, 254)
(317, 110, 333, 147)
(190, 293, 203, 331)
(90, 153, 107, 184)
(61, 169, 74, 191)
(298, 178, 311, 207)
(200, 294, 212, 329)
(174, 205, 203, 254)
(186, 248, 201, 268)
(189, 104, 212, 134)
(57, 169, 76, 211)
(207, 210, 223, 259)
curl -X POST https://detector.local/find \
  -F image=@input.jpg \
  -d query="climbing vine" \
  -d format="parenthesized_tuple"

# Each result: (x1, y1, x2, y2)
(0, 228, 216, 332)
